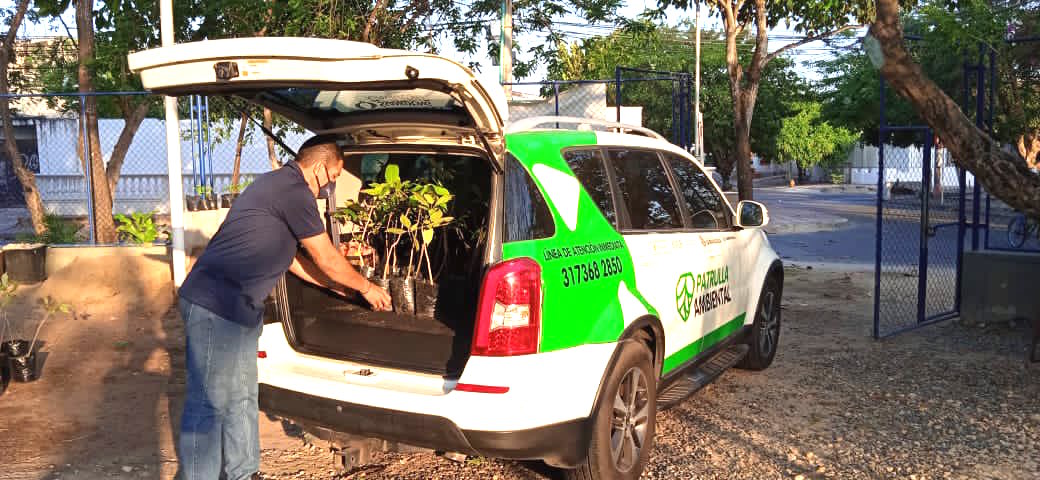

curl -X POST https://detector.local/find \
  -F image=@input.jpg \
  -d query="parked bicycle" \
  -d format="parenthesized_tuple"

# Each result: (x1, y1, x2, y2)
(1006, 213, 1039, 248)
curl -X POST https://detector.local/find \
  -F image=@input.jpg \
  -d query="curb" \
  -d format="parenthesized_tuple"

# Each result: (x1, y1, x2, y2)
(765, 215, 849, 235)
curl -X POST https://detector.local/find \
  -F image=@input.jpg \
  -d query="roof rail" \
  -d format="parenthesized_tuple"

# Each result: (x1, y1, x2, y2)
(505, 115, 665, 141)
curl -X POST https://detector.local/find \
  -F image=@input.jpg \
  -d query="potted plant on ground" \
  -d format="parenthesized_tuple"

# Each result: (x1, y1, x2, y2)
(221, 179, 252, 208)
(185, 185, 206, 211)
(115, 211, 160, 245)
(0, 273, 17, 393)
(8, 296, 71, 383)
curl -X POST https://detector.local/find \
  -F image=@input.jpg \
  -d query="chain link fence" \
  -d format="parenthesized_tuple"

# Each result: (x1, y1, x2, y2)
(0, 92, 309, 244)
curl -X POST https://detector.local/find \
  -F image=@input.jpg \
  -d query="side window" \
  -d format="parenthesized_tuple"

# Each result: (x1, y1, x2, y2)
(607, 148, 684, 230)
(665, 154, 731, 229)
(504, 153, 555, 241)
(562, 149, 617, 227)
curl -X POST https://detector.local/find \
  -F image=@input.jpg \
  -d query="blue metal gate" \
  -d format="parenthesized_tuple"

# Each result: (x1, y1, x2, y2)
(873, 81, 967, 338)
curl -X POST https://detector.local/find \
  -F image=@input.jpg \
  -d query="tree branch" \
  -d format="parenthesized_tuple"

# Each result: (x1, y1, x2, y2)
(765, 24, 864, 65)
(2, 0, 30, 51)
(363, 0, 390, 44)
(870, 0, 1040, 218)
(58, 15, 79, 49)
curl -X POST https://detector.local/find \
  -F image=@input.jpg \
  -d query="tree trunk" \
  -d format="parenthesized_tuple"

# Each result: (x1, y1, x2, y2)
(733, 93, 755, 200)
(105, 102, 150, 195)
(263, 108, 280, 170)
(0, 0, 46, 236)
(871, 0, 1040, 219)
(231, 111, 247, 186)
(77, 0, 117, 243)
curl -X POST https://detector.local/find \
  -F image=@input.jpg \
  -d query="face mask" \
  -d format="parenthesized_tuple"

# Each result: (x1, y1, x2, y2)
(316, 163, 334, 199)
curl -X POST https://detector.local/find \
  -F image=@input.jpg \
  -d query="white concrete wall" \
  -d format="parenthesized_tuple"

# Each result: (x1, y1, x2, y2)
(33, 117, 312, 216)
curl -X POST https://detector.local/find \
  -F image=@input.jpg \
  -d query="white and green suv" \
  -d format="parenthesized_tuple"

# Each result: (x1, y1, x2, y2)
(130, 37, 783, 480)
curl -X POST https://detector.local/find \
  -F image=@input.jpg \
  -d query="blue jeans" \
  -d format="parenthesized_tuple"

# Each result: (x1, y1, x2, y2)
(176, 298, 261, 480)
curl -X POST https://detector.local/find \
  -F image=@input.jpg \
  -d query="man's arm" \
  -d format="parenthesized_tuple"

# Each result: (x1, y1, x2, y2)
(288, 254, 336, 290)
(298, 233, 391, 310)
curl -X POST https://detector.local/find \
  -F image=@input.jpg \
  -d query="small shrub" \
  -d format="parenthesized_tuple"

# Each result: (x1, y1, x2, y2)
(115, 211, 159, 244)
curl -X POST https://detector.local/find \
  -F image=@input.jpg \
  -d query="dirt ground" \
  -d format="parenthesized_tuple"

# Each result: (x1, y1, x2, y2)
(1, 260, 1038, 480)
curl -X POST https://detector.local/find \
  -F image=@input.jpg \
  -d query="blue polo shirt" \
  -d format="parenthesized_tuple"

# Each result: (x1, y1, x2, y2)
(179, 162, 325, 327)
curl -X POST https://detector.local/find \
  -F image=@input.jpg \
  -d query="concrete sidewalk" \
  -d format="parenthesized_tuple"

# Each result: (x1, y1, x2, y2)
(764, 208, 849, 235)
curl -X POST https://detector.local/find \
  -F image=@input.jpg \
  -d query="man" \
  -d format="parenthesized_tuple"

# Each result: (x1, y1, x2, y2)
(175, 135, 391, 480)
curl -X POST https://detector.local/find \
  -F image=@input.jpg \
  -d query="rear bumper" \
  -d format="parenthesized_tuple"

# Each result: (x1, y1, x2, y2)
(259, 384, 592, 468)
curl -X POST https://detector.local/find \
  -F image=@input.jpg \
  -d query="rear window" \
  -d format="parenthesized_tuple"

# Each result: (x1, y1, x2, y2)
(255, 87, 464, 116)
(563, 149, 617, 228)
(504, 154, 555, 242)
(607, 148, 684, 230)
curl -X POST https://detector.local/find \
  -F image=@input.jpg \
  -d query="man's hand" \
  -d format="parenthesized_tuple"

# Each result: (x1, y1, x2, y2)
(359, 280, 391, 311)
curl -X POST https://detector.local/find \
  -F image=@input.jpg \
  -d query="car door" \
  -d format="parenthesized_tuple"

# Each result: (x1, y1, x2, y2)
(661, 152, 746, 358)
(601, 147, 714, 374)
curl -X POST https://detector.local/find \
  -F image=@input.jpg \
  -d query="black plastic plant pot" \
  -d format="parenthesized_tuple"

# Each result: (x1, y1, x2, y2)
(2, 339, 30, 357)
(415, 280, 439, 319)
(206, 195, 219, 210)
(370, 276, 392, 307)
(359, 265, 377, 279)
(390, 276, 416, 315)
(185, 196, 202, 211)
(3, 245, 47, 284)
(220, 193, 233, 209)
(0, 351, 9, 394)
(9, 352, 36, 382)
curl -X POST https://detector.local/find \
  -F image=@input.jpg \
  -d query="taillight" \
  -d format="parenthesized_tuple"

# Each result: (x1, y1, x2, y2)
(472, 257, 542, 356)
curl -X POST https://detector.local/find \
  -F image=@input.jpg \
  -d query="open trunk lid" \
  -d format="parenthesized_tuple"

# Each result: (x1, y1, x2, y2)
(127, 37, 506, 167)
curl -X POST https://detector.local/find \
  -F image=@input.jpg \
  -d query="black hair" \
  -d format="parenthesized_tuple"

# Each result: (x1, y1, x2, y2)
(295, 134, 341, 166)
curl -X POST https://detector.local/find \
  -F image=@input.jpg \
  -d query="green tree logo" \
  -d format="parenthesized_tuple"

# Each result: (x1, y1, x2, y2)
(676, 273, 695, 322)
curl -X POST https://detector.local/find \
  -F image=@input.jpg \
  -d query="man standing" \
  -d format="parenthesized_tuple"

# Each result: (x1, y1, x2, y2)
(175, 135, 391, 480)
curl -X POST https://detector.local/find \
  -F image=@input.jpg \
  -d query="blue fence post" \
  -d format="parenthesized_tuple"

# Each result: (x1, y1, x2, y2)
(971, 44, 984, 251)
(615, 66, 622, 123)
(80, 95, 96, 245)
(553, 82, 560, 122)
(873, 79, 886, 339)
(956, 160, 966, 312)
(917, 131, 933, 324)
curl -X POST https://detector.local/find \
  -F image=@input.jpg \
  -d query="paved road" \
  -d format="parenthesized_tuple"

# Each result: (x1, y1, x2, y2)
(755, 186, 880, 267)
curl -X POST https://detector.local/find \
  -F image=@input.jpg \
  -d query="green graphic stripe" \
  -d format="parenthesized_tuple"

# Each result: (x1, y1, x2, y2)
(503, 130, 654, 353)
(662, 312, 747, 374)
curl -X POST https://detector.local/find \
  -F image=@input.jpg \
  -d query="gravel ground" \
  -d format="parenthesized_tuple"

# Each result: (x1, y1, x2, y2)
(248, 265, 1040, 480)
(3, 263, 1037, 480)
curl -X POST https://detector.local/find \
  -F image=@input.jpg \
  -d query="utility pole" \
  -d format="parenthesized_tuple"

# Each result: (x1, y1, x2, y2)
(500, 0, 513, 99)
(160, 0, 186, 287)
(694, 1, 703, 158)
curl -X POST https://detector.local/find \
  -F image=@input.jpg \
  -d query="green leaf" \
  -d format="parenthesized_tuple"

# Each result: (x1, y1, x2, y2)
(422, 228, 433, 245)
(400, 215, 412, 229)
(430, 209, 443, 223)
(386, 227, 406, 235)
(385, 164, 400, 183)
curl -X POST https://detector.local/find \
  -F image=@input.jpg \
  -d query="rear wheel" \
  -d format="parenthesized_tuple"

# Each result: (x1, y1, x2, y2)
(564, 341, 656, 480)
(1007, 214, 1027, 248)
(739, 275, 781, 371)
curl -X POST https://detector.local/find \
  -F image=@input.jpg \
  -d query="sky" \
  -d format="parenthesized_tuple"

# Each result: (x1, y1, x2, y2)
(5, 0, 859, 93)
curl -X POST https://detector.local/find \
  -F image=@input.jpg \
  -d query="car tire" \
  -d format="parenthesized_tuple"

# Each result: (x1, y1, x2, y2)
(738, 275, 781, 371)
(564, 340, 657, 480)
